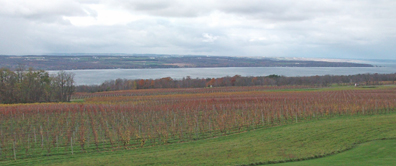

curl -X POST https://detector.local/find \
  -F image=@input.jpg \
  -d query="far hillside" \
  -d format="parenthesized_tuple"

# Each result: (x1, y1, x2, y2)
(0, 55, 373, 70)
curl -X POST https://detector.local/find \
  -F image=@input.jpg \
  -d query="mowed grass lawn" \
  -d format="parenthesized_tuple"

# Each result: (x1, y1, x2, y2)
(278, 140, 396, 166)
(2, 113, 396, 166)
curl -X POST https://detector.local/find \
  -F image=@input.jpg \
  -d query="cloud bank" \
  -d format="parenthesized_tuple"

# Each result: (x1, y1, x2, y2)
(0, 0, 395, 59)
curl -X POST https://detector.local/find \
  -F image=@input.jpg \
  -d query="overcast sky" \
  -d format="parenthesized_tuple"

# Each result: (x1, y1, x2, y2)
(0, 0, 395, 59)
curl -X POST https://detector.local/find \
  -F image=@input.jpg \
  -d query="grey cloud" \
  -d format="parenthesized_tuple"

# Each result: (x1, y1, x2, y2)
(106, 0, 338, 21)
(216, 0, 308, 21)
(106, 0, 207, 17)
(0, 0, 97, 23)
(0, 17, 45, 54)
(126, 0, 172, 11)
(38, 18, 232, 55)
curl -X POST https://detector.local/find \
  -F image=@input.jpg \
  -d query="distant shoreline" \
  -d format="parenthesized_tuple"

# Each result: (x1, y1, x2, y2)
(0, 55, 373, 70)
(45, 66, 379, 72)
(47, 66, 396, 85)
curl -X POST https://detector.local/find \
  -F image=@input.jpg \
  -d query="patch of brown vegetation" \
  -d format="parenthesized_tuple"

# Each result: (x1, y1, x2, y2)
(164, 63, 196, 67)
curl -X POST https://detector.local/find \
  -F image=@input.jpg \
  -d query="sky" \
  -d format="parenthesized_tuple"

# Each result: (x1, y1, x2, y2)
(0, 0, 395, 59)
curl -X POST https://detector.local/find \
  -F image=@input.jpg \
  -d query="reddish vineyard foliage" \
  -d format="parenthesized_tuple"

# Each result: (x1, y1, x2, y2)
(72, 85, 314, 99)
(0, 86, 395, 160)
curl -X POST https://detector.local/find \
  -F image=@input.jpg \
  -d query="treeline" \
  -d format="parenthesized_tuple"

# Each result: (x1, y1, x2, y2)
(76, 73, 396, 93)
(0, 67, 75, 104)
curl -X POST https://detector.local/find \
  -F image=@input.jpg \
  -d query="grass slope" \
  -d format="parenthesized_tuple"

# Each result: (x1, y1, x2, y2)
(278, 140, 396, 166)
(2, 114, 396, 166)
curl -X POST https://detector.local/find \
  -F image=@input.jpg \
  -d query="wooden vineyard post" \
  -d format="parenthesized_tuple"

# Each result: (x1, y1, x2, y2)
(0, 129, 2, 158)
(71, 136, 73, 155)
(87, 134, 90, 149)
(363, 106, 365, 115)
(40, 126, 43, 148)
(56, 135, 58, 152)
(34, 128, 37, 144)
(27, 133, 30, 155)
(13, 140, 16, 160)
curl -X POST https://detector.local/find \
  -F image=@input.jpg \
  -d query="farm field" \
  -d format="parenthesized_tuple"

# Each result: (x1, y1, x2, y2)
(0, 85, 395, 165)
(2, 113, 396, 166)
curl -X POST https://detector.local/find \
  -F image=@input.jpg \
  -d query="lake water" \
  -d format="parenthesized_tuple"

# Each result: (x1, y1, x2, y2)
(48, 66, 396, 85)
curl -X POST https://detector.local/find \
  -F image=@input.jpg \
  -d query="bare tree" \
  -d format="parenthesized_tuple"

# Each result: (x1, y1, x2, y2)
(0, 68, 18, 103)
(15, 64, 25, 83)
(52, 71, 75, 102)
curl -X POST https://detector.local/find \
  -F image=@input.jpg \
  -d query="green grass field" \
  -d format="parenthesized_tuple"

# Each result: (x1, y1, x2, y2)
(2, 113, 396, 166)
(278, 140, 396, 166)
